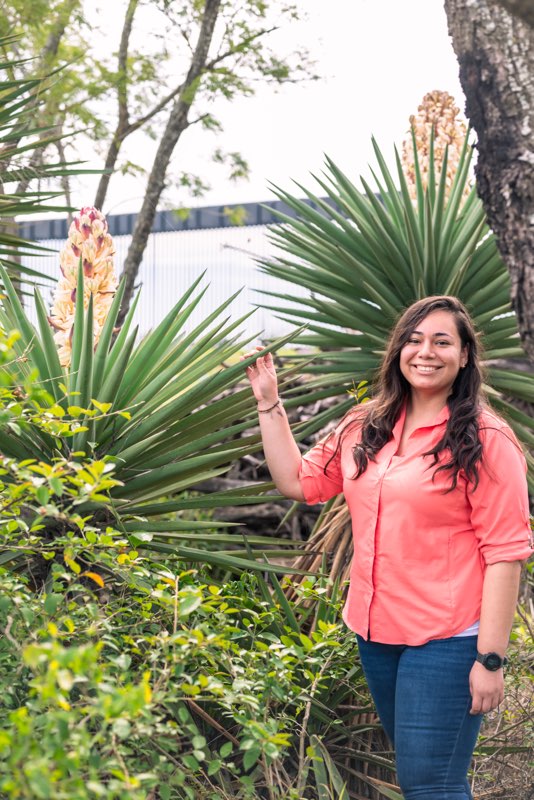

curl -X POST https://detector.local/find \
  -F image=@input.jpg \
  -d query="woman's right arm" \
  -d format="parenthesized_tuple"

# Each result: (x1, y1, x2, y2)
(242, 347, 305, 501)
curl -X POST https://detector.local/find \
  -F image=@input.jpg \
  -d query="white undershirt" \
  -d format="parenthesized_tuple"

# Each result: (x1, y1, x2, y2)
(453, 620, 480, 638)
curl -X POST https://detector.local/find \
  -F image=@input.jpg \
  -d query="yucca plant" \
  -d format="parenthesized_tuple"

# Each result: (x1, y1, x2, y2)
(0, 206, 336, 581)
(259, 94, 534, 588)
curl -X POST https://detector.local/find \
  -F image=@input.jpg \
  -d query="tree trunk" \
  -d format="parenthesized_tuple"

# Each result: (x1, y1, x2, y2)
(94, 134, 124, 212)
(39, 0, 80, 67)
(117, 0, 221, 325)
(444, 0, 534, 363)
(493, 0, 534, 27)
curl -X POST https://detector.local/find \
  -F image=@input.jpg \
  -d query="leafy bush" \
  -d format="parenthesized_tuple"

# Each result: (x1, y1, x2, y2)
(0, 320, 377, 798)
(0, 537, 382, 800)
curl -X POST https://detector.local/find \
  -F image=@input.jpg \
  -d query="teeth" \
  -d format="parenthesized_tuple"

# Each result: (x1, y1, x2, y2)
(416, 366, 438, 372)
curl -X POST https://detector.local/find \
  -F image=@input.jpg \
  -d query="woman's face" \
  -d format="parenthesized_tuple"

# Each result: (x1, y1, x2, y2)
(399, 310, 468, 401)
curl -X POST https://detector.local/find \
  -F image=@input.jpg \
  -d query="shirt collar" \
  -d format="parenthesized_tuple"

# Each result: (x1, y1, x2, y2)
(392, 401, 450, 442)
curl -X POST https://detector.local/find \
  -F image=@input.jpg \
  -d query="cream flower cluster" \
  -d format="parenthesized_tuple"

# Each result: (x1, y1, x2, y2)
(401, 90, 471, 202)
(49, 207, 118, 367)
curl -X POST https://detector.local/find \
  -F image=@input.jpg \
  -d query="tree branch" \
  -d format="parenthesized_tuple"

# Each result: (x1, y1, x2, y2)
(94, 0, 138, 210)
(206, 26, 279, 70)
(117, 0, 138, 131)
(38, 0, 80, 69)
(117, 0, 222, 325)
(127, 82, 184, 135)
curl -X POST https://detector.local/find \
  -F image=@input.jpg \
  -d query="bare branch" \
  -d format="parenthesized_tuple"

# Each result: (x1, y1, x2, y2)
(206, 26, 280, 70)
(187, 112, 213, 127)
(117, 0, 138, 131)
(94, 0, 139, 210)
(127, 82, 184, 135)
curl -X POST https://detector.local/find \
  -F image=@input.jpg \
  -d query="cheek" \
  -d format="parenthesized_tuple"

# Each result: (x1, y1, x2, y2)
(399, 348, 413, 367)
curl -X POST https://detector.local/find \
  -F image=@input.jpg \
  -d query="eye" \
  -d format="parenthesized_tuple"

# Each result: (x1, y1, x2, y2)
(435, 340, 450, 346)
(407, 337, 420, 344)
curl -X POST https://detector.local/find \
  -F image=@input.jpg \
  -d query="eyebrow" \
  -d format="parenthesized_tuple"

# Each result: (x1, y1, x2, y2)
(411, 330, 454, 337)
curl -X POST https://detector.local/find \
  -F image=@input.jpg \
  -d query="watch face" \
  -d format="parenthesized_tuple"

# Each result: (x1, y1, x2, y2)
(484, 653, 502, 671)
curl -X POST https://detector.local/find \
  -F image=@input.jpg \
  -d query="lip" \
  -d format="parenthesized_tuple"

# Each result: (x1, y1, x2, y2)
(411, 364, 441, 372)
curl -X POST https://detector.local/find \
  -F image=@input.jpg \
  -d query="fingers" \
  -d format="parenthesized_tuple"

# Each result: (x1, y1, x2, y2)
(470, 688, 504, 715)
(241, 347, 274, 373)
(241, 346, 265, 366)
(469, 663, 504, 715)
(241, 345, 264, 360)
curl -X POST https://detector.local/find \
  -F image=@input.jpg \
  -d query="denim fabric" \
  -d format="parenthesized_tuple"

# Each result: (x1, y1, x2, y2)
(356, 634, 483, 800)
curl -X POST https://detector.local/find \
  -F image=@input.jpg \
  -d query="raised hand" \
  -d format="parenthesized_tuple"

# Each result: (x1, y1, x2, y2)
(240, 346, 304, 501)
(241, 346, 279, 406)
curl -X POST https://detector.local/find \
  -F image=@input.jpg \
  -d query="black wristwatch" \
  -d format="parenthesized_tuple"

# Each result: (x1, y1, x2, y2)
(475, 651, 508, 671)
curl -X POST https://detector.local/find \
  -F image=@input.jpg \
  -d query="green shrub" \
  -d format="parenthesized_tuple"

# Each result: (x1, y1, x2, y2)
(0, 543, 374, 799)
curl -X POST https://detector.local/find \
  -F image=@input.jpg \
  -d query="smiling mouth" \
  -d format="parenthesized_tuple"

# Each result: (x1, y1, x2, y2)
(412, 365, 441, 372)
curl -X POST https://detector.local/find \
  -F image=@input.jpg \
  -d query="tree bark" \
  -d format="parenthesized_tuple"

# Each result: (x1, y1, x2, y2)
(38, 0, 80, 68)
(493, 0, 534, 28)
(94, 0, 137, 211)
(444, 0, 534, 363)
(94, 134, 124, 212)
(117, 0, 222, 325)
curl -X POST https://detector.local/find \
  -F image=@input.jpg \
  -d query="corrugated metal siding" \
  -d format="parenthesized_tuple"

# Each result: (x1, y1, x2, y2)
(22, 224, 310, 342)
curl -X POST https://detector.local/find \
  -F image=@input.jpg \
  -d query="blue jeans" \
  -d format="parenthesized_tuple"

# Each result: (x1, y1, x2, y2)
(356, 634, 483, 800)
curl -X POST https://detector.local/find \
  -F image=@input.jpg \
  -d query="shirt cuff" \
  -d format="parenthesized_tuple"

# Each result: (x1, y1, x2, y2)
(480, 541, 533, 565)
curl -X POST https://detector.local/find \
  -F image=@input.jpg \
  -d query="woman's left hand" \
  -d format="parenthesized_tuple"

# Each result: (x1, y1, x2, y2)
(469, 661, 504, 715)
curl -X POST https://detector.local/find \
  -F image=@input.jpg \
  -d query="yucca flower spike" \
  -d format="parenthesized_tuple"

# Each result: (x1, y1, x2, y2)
(49, 207, 118, 367)
(401, 90, 471, 202)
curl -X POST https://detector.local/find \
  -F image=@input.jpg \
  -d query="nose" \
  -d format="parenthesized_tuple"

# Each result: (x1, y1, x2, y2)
(418, 339, 435, 358)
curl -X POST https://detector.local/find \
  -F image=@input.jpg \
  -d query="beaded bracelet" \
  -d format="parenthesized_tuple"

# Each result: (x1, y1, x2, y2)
(257, 398, 281, 414)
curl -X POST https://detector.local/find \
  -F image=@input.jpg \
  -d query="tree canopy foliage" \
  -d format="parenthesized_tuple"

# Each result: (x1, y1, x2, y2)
(1, 0, 316, 319)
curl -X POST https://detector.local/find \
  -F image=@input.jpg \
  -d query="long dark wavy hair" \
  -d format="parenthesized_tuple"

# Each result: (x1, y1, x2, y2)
(330, 295, 487, 491)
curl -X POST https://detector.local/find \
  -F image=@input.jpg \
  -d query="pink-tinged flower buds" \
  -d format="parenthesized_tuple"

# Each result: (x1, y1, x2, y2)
(49, 206, 118, 367)
(401, 90, 471, 204)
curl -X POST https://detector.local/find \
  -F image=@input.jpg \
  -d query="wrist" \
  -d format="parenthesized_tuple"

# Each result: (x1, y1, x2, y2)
(257, 397, 281, 413)
(475, 650, 508, 671)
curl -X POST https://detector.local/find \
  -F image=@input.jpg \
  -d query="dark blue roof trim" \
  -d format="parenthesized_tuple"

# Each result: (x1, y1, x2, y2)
(18, 197, 334, 241)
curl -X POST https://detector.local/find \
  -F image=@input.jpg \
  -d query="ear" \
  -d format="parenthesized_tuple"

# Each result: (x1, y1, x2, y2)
(460, 345, 468, 368)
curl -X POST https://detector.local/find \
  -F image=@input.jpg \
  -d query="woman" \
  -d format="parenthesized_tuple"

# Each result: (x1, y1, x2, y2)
(243, 296, 532, 800)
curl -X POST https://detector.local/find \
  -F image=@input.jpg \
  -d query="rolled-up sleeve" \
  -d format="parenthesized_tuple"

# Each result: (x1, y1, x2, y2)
(299, 431, 344, 505)
(468, 423, 533, 564)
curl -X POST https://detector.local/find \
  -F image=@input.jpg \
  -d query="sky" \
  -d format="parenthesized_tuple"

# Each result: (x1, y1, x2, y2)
(75, 0, 466, 216)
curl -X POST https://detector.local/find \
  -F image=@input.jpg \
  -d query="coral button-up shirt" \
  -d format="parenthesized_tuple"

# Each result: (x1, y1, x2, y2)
(299, 404, 533, 646)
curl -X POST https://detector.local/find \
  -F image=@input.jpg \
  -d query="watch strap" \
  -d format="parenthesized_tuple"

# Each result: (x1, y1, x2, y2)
(476, 651, 508, 669)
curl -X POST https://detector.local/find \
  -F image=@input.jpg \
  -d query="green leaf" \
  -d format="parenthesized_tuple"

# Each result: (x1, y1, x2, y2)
(242, 746, 261, 771)
(207, 759, 221, 776)
(35, 486, 49, 505)
(68, 258, 85, 393)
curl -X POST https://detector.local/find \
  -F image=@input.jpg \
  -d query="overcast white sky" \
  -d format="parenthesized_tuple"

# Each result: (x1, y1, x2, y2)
(77, 0, 466, 216)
